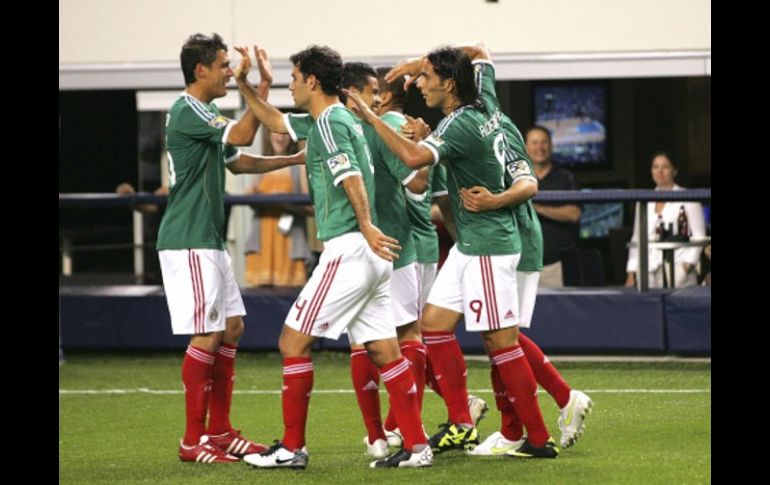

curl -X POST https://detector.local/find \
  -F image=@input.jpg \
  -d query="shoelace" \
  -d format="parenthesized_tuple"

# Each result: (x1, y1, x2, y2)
(261, 440, 284, 456)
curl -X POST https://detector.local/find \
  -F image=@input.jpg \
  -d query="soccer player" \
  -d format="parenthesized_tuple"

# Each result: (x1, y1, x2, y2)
(235, 45, 432, 469)
(157, 34, 306, 464)
(453, 45, 593, 454)
(338, 62, 431, 460)
(346, 43, 558, 458)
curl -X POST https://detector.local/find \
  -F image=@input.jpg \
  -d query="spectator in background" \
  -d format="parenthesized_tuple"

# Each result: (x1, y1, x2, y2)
(526, 126, 581, 287)
(625, 151, 705, 288)
(243, 129, 311, 287)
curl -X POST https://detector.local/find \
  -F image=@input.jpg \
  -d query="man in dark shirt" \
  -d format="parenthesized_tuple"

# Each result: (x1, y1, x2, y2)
(526, 126, 581, 287)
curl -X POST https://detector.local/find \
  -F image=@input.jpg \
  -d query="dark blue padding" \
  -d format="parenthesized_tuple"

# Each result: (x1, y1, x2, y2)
(60, 286, 674, 352)
(664, 286, 711, 353)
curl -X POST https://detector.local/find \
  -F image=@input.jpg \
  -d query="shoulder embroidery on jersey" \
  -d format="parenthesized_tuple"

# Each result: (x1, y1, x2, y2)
(326, 153, 351, 175)
(208, 115, 229, 129)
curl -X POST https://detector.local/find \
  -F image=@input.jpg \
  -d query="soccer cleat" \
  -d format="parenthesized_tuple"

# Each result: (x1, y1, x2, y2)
(428, 422, 480, 453)
(208, 429, 268, 457)
(179, 435, 240, 463)
(243, 440, 309, 469)
(558, 390, 593, 448)
(467, 394, 489, 427)
(466, 431, 526, 456)
(370, 446, 433, 468)
(506, 437, 559, 459)
(363, 436, 389, 458)
(385, 428, 403, 448)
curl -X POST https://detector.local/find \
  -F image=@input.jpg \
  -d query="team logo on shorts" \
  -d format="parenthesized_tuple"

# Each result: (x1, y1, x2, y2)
(503, 309, 515, 320)
(208, 115, 229, 129)
(318, 322, 329, 330)
(209, 307, 219, 322)
(326, 153, 351, 175)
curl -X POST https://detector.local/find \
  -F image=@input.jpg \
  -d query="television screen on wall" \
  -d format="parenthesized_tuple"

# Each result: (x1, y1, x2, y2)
(533, 83, 609, 168)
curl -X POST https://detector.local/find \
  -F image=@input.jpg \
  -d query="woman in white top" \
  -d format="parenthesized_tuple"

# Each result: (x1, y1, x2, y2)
(625, 152, 706, 288)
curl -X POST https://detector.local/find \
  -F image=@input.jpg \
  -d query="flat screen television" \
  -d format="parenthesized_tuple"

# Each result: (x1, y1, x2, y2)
(578, 189, 624, 239)
(533, 82, 609, 168)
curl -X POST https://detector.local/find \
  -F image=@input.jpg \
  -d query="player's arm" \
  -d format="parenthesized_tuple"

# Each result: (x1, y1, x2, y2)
(345, 90, 434, 169)
(460, 179, 538, 212)
(227, 149, 305, 174)
(341, 175, 401, 262)
(454, 43, 492, 62)
(434, 194, 457, 242)
(404, 167, 429, 194)
(234, 46, 288, 134)
(224, 46, 274, 146)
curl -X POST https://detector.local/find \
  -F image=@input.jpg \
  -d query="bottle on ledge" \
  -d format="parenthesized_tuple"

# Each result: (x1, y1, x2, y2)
(655, 213, 664, 241)
(677, 204, 690, 240)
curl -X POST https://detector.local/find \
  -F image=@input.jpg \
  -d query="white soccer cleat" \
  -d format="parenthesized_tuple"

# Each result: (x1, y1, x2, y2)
(363, 436, 389, 458)
(466, 431, 526, 456)
(370, 445, 433, 468)
(468, 394, 489, 426)
(243, 441, 309, 469)
(558, 390, 593, 448)
(385, 428, 403, 448)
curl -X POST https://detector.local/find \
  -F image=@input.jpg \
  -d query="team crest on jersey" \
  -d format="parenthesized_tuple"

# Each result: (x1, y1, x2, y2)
(426, 134, 444, 147)
(209, 308, 219, 322)
(326, 153, 351, 175)
(208, 115, 229, 129)
(506, 160, 532, 181)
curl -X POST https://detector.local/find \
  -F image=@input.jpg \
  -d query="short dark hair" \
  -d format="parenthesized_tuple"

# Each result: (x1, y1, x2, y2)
(426, 46, 482, 111)
(525, 125, 552, 143)
(651, 150, 677, 168)
(290, 45, 343, 96)
(340, 62, 377, 103)
(180, 33, 228, 86)
(376, 66, 407, 109)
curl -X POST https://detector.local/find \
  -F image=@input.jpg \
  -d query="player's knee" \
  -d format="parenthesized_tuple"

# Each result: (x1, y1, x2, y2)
(225, 317, 244, 340)
(482, 326, 519, 352)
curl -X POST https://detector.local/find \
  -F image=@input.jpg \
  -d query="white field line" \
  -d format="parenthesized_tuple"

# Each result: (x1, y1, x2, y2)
(59, 388, 710, 395)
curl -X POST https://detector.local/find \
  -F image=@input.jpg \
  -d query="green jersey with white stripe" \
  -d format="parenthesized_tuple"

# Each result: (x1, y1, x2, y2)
(284, 104, 377, 241)
(419, 84, 519, 256)
(405, 163, 446, 263)
(157, 93, 240, 250)
(473, 60, 543, 271)
(365, 111, 418, 269)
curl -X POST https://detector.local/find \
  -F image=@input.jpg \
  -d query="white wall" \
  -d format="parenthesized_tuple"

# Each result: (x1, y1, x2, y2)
(60, 0, 710, 64)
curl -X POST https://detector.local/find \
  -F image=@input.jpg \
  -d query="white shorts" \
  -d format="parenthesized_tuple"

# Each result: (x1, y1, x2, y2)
(159, 249, 246, 335)
(426, 245, 520, 332)
(284, 232, 396, 344)
(391, 262, 419, 327)
(516, 271, 540, 328)
(416, 262, 438, 313)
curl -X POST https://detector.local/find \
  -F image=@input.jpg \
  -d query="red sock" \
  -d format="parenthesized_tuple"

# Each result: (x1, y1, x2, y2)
(425, 354, 443, 398)
(490, 364, 524, 441)
(182, 345, 215, 446)
(380, 357, 426, 451)
(207, 343, 236, 435)
(281, 357, 314, 450)
(350, 350, 385, 443)
(384, 341, 427, 431)
(489, 345, 549, 447)
(519, 333, 571, 408)
(423, 331, 472, 425)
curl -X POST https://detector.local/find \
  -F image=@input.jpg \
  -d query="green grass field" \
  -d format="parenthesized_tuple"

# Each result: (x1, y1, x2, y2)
(59, 352, 710, 484)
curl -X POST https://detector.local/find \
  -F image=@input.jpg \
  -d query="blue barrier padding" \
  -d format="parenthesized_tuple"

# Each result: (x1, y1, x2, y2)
(59, 286, 698, 353)
(664, 286, 711, 353)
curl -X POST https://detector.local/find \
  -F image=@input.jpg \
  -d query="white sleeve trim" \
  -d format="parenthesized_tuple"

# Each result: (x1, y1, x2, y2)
(432, 190, 448, 198)
(510, 175, 538, 186)
(333, 170, 361, 187)
(418, 140, 440, 166)
(472, 59, 494, 67)
(283, 113, 299, 142)
(404, 187, 428, 202)
(224, 149, 242, 164)
(222, 120, 237, 145)
(401, 170, 419, 186)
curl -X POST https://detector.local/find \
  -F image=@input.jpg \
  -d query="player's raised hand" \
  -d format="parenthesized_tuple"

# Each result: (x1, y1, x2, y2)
(459, 186, 500, 212)
(343, 89, 378, 124)
(233, 46, 252, 83)
(361, 223, 401, 262)
(385, 57, 424, 89)
(254, 45, 273, 86)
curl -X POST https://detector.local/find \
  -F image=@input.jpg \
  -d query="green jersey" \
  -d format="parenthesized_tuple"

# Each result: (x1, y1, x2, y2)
(157, 93, 240, 250)
(405, 163, 447, 264)
(473, 60, 543, 271)
(365, 111, 418, 269)
(284, 104, 377, 241)
(419, 78, 519, 256)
